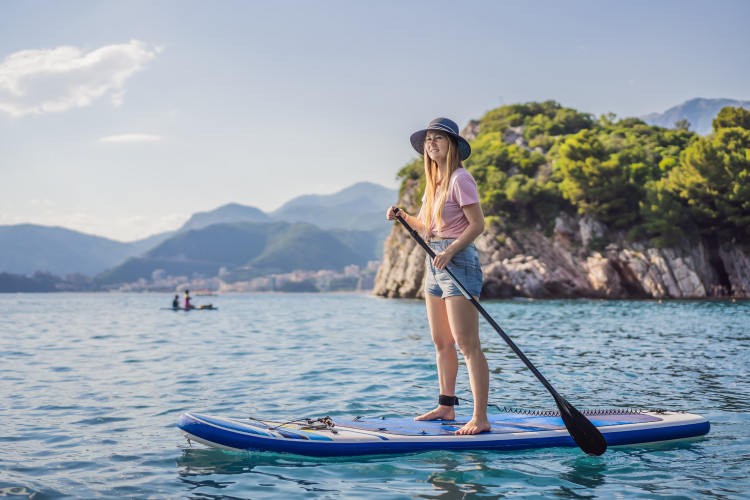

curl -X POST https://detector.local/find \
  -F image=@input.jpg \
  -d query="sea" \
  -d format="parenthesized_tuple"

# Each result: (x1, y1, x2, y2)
(1, 292, 748, 499)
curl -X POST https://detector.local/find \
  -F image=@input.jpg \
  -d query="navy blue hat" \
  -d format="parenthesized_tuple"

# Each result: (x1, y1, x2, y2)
(410, 117, 471, 161)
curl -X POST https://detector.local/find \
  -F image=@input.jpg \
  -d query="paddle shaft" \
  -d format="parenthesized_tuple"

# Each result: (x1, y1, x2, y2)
(395, 213, 607, 455)
(396, 216, 561, 396)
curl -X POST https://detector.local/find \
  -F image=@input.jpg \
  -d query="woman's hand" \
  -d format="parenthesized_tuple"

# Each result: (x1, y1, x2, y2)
(432, 247, 457, 271)
(386, 206, 402, 221)
(386, 206, 425, 233)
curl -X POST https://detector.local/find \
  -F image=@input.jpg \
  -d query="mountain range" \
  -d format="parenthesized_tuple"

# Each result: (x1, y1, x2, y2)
(0, 181, 398, 278)
(640, 97, 750, 135)
(95, 221, 378, 286)
(0, 224, 153, 276)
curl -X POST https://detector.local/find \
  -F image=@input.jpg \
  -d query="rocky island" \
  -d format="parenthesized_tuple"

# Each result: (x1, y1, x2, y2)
(375, 102, 750, 299)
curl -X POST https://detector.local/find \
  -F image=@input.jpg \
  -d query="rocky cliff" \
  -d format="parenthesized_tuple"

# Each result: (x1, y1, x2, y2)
(374, 189, 750, 300)
(375, 106, 750, 300)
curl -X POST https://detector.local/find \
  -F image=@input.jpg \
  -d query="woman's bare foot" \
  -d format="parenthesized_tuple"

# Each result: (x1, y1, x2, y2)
(414, 406, 455, 421)
(455, 417, 491, 435)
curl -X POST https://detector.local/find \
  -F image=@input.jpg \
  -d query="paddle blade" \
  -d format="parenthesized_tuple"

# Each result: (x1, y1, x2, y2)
(554, 395, 608, 456)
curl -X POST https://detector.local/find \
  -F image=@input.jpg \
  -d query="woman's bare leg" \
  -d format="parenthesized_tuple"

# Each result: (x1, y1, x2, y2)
(445, 295, 490, 435)
(415, 294, 459, 421)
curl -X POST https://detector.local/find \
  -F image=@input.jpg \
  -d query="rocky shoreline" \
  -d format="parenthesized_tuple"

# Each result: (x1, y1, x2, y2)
(373, 181, 750, 300)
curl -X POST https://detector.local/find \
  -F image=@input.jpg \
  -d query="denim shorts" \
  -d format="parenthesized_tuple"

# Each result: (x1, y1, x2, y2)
(424, 240, 483, 298)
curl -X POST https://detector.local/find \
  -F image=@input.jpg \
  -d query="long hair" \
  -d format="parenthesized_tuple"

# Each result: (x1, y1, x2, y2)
(420, 134, 463, 237)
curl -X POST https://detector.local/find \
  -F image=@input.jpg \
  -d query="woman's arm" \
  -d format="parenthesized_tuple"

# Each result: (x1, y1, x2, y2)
(386, 206, 425, 233)
(432, 202, 484, 270)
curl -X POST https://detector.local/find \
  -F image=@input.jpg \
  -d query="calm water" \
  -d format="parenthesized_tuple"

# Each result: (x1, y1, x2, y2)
(1, 293, 748, 499)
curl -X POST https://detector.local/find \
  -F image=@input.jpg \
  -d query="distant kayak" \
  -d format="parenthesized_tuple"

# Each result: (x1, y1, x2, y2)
(161, 306, 218, 311)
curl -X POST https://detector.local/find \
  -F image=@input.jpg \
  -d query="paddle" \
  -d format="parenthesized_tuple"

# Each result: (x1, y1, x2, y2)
(395, 212, 607, 456)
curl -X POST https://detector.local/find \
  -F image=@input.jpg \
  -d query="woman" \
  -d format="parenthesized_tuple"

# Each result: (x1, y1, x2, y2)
(183, 290, 194, 310)
(386, 117, 490, 435)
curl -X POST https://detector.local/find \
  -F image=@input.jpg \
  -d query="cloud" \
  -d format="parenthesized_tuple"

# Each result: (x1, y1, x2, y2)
(98, 134, 163, 143)
(0, 39, 161, 117)
(29, 198, 53, 206)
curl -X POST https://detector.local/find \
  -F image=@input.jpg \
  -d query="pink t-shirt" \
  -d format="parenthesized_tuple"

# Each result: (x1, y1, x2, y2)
(419, 168, 480, 238)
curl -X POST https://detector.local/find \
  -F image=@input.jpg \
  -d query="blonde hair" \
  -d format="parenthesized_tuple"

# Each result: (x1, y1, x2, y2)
(420, 134, 463, 236)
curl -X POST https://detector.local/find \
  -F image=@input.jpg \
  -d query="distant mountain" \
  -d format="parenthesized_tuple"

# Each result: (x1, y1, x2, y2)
(95, 221, 375, 285)
(167, 181, 396, 240)
(0, 224, 139, 276)
(329, 228, 380, 263)
(129, 230, 178, 254)
(168, 182, 397, 261)
(0, 271, 61, 292)
(149, 221, 283, 264)
(276, 181, 397, 211)
(249, 223, 371, 273)
(179, 203, 272, 231)
(0, 182, 397, 279)
(641, 97, 750, 135)
(271, 182, 398, 230)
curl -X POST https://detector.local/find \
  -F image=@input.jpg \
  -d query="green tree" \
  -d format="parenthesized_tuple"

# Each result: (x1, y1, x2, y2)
(639, 178, 691, 246)
(666, 126, 750, 241)
(674, 118, 691, 131)
(712, 106, 750, 132)
(393, 102, 742, 247)
(553, 129, 649, 228)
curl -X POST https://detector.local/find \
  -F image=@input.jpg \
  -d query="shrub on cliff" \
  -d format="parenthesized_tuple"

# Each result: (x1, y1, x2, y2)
(663, 112, 750, 242)
(478, 100, 594, 144)
(712, 106, 750, 131)
(552, 120, 696, 233)
(395, 102, 749, 246)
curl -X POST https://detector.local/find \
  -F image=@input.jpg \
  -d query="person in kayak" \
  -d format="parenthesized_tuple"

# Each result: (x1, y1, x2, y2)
(172, 294, 180, 309)
(386, 117, 489, 435)
(183, 290, 194, 310)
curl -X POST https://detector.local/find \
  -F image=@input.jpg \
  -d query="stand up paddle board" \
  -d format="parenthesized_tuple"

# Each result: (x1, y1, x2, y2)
(161, 306, 218, 311)
(177, 409, 709, 456)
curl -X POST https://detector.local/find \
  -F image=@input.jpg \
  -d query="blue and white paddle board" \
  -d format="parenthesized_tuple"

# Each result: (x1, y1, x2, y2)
(177, 409, 709, 456)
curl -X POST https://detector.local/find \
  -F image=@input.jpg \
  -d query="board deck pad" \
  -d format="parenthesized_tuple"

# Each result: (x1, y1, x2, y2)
(336, 412, 662, 436)
(177, 409, 709, 457)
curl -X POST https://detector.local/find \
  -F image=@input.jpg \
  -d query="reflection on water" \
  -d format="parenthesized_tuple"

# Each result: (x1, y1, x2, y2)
(558, 456, 608, 491)
(0, 294, 748, 498)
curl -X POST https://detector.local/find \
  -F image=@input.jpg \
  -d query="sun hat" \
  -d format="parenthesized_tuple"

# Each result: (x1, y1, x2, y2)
(410, 117, 471, 161)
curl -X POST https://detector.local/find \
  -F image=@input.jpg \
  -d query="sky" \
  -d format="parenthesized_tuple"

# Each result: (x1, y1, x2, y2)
(1, 0, 748, 242)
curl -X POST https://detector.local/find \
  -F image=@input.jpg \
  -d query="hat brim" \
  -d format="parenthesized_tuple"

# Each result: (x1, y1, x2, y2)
(410, 129, 471, 161)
